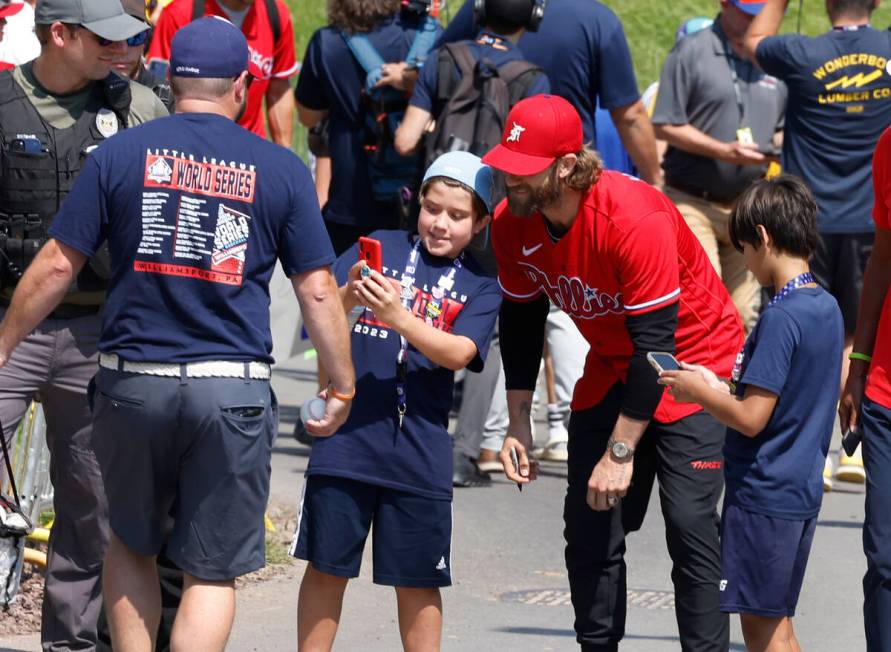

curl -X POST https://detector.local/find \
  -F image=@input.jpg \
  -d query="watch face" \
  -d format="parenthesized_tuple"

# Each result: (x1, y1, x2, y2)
(612, 442, 630, 458)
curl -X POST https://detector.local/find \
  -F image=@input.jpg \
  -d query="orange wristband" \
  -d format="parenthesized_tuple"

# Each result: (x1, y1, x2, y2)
(329, 385, 355, 401)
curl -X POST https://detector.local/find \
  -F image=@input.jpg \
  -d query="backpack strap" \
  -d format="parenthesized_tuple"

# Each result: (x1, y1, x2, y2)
(497, 59, 544, 106)
(436, 41, 476, 100)
(405, 14, 439, 68)
(265, 0, 281, 44)
(191, 0, 203, 22)
(342, 32, 386, 91)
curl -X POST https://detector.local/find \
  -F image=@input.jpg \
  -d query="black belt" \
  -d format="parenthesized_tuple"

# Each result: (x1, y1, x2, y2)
(665, 181, 736, 205)
(0, 298, 101, 320)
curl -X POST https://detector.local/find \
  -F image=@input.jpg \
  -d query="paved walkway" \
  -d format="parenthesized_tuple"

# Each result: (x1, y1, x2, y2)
(0, 352, 868, 651)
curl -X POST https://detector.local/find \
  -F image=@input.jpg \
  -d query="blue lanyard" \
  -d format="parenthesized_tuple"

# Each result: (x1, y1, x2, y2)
(395, 239, 463, 428)
(768, 272, 814, 307)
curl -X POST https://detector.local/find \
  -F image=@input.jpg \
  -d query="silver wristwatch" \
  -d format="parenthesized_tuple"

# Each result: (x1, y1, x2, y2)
(608, 437, 634, 461)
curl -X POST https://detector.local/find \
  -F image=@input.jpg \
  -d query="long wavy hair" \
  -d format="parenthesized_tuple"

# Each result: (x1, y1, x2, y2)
(328, 0, 401, 34)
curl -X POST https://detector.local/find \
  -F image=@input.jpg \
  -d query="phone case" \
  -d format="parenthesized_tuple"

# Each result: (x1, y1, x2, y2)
(358, 237, 382, 274)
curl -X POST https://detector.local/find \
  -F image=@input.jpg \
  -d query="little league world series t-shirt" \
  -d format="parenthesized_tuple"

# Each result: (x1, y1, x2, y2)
(492, 171, 745, 424)
(307, 230, 501, 500)
(866, 126, 891, 408)
(147, 0, 299, 139)
(724, 288, 843, 519)
(49, 112, 333, 363)
(756, 27, 891, 234)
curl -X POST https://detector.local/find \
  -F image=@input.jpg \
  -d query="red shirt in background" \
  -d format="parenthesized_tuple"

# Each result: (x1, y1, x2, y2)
(0, 62, 13, 71)
(865, 126, 891, 409)
(492, 171, 745, 423)
(147, 0, 298, 139)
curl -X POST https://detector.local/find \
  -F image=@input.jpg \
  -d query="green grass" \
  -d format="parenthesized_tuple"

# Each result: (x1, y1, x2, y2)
(283, 0, 891, 157)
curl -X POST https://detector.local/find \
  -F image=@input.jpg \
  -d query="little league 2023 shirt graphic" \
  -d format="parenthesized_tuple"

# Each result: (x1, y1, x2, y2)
(48, 113, 334, 364)
(492, 171, 745, 424)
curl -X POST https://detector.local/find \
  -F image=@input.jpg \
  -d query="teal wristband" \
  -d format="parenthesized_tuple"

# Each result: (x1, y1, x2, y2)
(849, 352, 873, 363)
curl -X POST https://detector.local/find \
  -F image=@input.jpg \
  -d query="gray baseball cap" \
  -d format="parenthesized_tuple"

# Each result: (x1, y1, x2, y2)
(35, 0, 148, 41)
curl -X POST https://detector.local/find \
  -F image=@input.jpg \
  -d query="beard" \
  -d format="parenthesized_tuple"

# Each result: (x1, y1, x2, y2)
(506, 164, 563, 217)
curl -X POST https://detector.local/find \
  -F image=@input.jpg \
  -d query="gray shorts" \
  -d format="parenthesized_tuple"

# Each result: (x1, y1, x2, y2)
(89, 367, 277, 581)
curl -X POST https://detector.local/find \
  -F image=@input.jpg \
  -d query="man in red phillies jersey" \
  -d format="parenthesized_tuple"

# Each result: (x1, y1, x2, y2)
(147, 0, 298, 145)
(483, 94, 744, 651)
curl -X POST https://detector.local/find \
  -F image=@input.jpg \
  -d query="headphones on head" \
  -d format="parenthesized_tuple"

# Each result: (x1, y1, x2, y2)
(473, 0, 548, 33)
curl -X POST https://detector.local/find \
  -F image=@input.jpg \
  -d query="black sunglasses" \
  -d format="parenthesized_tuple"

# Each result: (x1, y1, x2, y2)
(91, 28, 151, 48)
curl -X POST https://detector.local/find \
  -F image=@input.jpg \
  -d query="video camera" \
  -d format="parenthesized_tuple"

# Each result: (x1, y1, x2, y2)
(401, 0, 441, 18)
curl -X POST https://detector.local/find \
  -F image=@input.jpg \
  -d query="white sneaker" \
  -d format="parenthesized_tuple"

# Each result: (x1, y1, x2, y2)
(539, 440, 568, 462)
(823, 456, 833, 492)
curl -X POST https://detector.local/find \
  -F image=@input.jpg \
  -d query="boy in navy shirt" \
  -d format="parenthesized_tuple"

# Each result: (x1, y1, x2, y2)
(291, 152, 501, 651)
(660, 175, 843, 652)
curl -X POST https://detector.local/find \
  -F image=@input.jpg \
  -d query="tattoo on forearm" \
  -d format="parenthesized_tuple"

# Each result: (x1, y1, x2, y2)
(519, 401, 532, 417)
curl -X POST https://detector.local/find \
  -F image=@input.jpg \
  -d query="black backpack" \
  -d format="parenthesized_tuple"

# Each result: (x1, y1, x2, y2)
(192, 0, 281, 42)
(425, 41, 542, 203)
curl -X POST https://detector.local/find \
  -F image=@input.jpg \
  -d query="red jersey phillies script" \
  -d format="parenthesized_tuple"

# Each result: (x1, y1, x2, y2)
(148, 0, 298, 139)
(492, 171, 745, 423)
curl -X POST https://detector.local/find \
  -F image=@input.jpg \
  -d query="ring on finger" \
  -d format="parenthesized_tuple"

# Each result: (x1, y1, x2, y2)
(607, 494, 619, 506)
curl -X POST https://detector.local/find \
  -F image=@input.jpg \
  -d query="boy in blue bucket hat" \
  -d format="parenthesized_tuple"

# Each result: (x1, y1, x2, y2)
(292, 151, 502, 650)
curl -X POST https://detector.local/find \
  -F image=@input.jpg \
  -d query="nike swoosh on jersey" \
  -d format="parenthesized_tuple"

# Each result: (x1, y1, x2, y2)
(521, 243, 543, 256)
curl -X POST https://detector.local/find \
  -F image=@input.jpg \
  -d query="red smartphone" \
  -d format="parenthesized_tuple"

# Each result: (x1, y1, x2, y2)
(358, 237, 382, 276)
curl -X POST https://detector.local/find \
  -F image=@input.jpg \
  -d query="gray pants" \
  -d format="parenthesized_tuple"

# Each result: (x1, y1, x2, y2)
(0, 309, 107, 652)
(452, 305, 589, 457)
(453, 329, 508, 458)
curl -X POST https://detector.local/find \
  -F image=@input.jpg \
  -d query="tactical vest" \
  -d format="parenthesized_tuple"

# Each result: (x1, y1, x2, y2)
(0, 68, 131, 292)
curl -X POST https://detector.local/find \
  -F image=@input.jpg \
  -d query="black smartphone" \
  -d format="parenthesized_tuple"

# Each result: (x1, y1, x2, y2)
(842, 428, 863, 457)
(647, 352, 681, 373)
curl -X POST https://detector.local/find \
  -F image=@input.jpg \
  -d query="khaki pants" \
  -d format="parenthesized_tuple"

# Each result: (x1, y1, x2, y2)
(664, 185, 760, 331)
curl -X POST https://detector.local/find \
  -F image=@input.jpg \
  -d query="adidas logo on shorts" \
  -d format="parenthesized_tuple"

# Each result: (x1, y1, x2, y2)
(436, 557, 447, 571)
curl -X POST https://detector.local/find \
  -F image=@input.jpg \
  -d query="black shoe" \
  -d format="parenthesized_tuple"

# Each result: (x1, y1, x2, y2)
(293, 416, 314, 447)
(452, 451, 491, 488)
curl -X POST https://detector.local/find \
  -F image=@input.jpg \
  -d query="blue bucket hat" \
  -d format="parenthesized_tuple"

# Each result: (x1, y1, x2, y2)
(422, 151, 494, 214)
(170, 16, 249, 78)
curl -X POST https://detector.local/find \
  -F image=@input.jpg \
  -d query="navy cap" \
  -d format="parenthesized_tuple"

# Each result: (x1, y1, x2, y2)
(170, 16, 248, 78)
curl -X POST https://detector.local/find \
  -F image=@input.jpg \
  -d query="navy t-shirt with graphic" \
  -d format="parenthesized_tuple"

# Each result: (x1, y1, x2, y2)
(724, 287, 843, 519)
(756, 28, 891, 233)
(296, 13, 435, 228)
(410, 30, 550, 113)
(306, 229, 501, 500)
(436, 0, 641, 143)
(49, 112, 333, 363)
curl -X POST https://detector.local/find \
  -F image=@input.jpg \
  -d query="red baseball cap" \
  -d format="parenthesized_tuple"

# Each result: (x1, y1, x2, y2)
(0, 1, 24, 19)
(482, 94, 583, 177)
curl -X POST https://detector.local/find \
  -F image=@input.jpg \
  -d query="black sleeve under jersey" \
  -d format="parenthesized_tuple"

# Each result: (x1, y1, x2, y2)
(621, 302, 678, 421)
(499, 295, 549, 391)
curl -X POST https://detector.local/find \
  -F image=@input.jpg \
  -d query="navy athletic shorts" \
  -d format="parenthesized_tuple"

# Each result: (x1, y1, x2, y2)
(719, 503, 817, 617)
(90, 367, 277, 581)
(291, 475, 452, 588)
